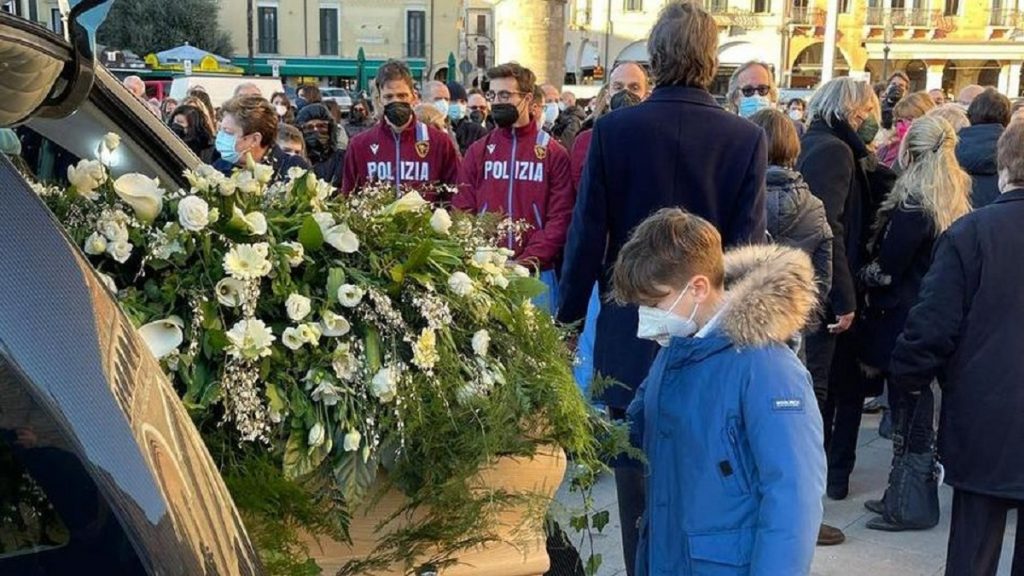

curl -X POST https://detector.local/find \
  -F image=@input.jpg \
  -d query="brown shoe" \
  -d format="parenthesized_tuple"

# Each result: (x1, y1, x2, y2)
(817, 523, 846, 546)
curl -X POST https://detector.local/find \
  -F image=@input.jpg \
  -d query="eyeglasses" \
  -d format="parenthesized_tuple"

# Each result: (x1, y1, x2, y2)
(740, 85, 771, 98)
(485, 90, 526, 103)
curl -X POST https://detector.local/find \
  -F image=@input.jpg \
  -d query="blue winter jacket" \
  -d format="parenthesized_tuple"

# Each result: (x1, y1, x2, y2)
(629, 245, 826, 576)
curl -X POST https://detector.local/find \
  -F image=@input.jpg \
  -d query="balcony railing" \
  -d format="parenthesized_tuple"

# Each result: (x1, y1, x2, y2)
(990, 8, 1021, 26)
(320, 39, 339, 56)
(257, 37, 279, 54)
(790, 5, 824, 25)
(705, 0, 728, 13)
(865, 7, 941, 27)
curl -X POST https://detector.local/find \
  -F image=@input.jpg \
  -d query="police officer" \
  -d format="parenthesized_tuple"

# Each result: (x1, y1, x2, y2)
(296, 103, 345, 186)
(454, 63, 574, 313)
(341, 60, 461, 201)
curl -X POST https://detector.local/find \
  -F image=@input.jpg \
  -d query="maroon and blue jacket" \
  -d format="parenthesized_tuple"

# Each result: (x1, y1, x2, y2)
(454, 122, 574, 271)
(341, 116, 460, 201)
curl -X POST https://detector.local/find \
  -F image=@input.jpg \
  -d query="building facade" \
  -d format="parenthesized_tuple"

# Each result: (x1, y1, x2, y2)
(217, 0, 464, 88)
(564, 0, 1024, 97)
(2, 0, 62, 35)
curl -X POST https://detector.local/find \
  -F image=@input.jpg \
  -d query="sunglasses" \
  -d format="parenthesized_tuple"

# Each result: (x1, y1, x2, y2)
(740, 85, 771, 97)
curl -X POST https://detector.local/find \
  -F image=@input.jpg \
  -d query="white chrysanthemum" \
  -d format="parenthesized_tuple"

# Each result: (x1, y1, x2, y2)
(472, 329, 490, 357)
(343, 429, 361, 452)
(226, 318, 275, 360)
(369, 366, 398, 403)
(84, 232, 107, 255)
(285, 293, 312, 321)
(177, 195, 210, 231)
(282, 327, 305, 350)
(223, 243, 272, 280)
(337, 284, 365, 307)
(448, 272, 474, 296)
(321, 310, 351, 337)
(430, 208, 452, 235)
(412, 329, 440, 371)
(325, 223, 360, 253)
(280, 241, 304, 267)
(215, 277, 245, 307)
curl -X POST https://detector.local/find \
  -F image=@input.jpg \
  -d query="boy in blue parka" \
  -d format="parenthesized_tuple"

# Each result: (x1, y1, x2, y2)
(612, 208, 826, 576)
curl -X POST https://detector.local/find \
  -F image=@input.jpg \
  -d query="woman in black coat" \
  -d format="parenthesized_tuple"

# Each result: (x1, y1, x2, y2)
(889, 122, 1024, 574)
(796, 77, 878, 503)
(859, 115, 972, 531)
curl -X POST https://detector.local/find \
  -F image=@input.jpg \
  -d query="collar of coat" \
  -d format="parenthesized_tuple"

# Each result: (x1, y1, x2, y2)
(666, 245, 817, 361)
(646, 85, 720, 109)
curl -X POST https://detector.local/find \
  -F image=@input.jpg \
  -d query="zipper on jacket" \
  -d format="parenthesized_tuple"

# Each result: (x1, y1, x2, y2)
(726, 423, 752, 493)
(531, 202, 544, 228)
(393, 130, 402, 194)
(506, 132, 518, 249)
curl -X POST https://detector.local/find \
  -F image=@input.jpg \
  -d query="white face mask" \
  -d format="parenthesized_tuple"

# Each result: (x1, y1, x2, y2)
(636, 285, 700, 347)
(789, 109, 804, 121)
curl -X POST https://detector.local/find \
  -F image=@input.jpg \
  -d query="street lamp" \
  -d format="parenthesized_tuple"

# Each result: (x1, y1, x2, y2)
(882, 12, 893, 82)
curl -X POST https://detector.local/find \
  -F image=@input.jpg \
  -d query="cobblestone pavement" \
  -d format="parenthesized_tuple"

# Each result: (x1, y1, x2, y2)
(554, 412, 1019, 576)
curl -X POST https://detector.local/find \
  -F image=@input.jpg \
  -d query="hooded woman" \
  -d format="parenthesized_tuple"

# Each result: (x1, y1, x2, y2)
(295, 103, 345, 187)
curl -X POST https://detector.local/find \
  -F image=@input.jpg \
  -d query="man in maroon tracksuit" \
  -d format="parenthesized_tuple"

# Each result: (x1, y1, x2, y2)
(341, 60, 460, 201)
(454, 63, 574, 313)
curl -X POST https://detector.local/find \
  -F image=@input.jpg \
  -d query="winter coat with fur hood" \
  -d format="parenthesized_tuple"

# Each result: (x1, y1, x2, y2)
(629, 245, 826, 576)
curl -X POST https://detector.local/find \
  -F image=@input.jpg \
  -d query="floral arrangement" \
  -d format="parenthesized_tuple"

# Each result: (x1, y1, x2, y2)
(38, 139, 621, 575)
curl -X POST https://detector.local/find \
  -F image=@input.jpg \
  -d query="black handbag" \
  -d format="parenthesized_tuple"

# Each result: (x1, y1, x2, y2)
(879, 395, 941, 530)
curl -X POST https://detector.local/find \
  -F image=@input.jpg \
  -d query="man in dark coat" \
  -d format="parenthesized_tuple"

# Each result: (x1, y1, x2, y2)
(890, 122, 1024, 575)
(557, 3, 766, 573)
(955, 87, 1012, 208)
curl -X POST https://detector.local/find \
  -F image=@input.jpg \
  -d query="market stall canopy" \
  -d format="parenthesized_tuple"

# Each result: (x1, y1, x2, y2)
(154, 43, 231, 65)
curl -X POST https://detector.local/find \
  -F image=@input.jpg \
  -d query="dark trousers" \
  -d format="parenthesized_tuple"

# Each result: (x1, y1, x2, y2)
(609, 406, 645, 576)
(946, 490, 1024, 576)
(805, 326, 865, 488)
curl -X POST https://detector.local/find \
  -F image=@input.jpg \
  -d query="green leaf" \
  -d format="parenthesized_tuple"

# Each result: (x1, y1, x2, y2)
(585, 554, 603, 576)
(283, 427, 331, 480)
(508, 276, 547, 299)
(326, 268, 346, 304)
(203, 329, 229, 357)
(389, 264, 405, 284)
(333, 450, 379, 505)
(569, 514, 589, 532)
(592, 510, 610, 533)
(298, 215, 325, 251)
(402, 240, 434, 274)
(364, 326, 381, 374)
(267, 382, 287, 414)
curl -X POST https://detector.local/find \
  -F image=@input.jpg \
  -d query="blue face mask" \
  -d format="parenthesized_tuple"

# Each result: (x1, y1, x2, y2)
(448, 103, 466, 122)
(543, 102, 559, 125)
(738, 95, 771, 118)
(216, 130, 241, 164)
(433, 99, 450, 118)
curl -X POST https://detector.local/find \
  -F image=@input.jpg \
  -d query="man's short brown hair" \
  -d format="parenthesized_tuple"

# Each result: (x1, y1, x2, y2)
(749, 108, 800, 167)
(647, 1, 718, 89)
(297, 83, 322, 103)
(375, 59, 416, 92)
(612, 208, 725, 306)
(487, 62, 537, 95)
(998, 121, 1024, 189)
(221, 95, 278, 148)
(968, 87, 1012, 127)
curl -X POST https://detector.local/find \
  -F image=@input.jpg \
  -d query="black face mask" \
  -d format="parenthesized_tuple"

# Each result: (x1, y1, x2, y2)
(304, 131, 331, 160)
(469, 110, 486, 124)
(351, 109, 367, 122)
(610, 90, 642, 111)
(383, 102, 413, 128)
(490, 103, 520, 129)
(170, 122, 189, 140)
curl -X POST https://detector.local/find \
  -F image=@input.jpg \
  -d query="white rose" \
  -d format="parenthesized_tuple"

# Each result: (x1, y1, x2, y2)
(343, 429, 361, 452)
(285, 293, 312, 321)
(325, 223, 360, 253)
(430, 208, 452, 235)
(337, 284, 365, 307)
(113, 173, 164, 222)
(370, 366, 398, 403)
(98, 219, 128, 242)
(67, 159, 106, 199)
(388, 191, 430, 214)
(138, 316, 184, 360)
(320, 310, 351, 337)
(297, 323, 322, 347)
(234, 171, 260, 195)
(448, 272, 474, 296)
(218, 177, 237, 196)
(253, 163, 274, 185)
(215, 277, 245, 307)
(106, 239, 133, 263)
(282, 327, 305, 350)
(102, 132, 121, 152)
(281, 241, 304, 267)
(177, 195, 210, 231)
(312, 212, 336, 235)
(226, 318, 276, 360)
(84, 232, 107, 255)
(472, 329, 490, 357)
(308, 422, 325, 448)
(511, 264, 531, 278)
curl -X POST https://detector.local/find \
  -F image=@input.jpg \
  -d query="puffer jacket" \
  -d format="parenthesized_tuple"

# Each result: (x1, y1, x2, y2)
(766, 166, 833, 300)
(955, 123, 1003, 208)
(630, 245, 826, 576)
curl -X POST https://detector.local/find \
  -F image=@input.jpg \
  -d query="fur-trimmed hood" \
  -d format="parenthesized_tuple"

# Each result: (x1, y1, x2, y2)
(718, 244, 818, 347)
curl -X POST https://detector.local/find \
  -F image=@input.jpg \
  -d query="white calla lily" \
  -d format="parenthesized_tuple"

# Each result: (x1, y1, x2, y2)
(387, 191, 430, 214)
(138, 316, 185, 359)
(113, 173, 164, 222)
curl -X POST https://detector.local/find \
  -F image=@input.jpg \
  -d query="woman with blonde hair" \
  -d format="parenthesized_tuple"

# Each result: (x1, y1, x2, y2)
(878, 92, 936, 168)
(927, 103, 970, 133)
(859, 114, 971, 532)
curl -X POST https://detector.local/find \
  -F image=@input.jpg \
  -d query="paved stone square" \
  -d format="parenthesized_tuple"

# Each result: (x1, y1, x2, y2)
(555, 412, 1020, 575)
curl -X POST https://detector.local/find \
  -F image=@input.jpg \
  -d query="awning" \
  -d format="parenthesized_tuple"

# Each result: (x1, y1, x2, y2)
(230, 57, 427, 80)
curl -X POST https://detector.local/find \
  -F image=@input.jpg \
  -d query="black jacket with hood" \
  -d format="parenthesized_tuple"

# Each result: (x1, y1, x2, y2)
(955, 123, 1003, 208)
(766, 165, 834, 305)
